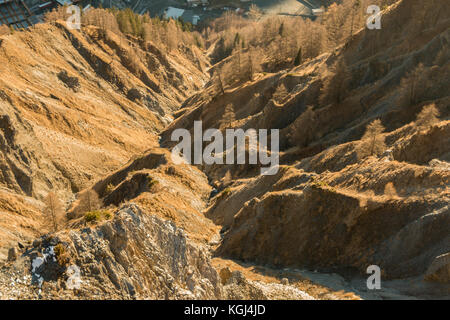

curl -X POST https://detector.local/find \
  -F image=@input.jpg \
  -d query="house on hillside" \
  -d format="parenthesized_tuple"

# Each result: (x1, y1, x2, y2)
(164, 6, 185, 19)
(164, 6, 201, 26)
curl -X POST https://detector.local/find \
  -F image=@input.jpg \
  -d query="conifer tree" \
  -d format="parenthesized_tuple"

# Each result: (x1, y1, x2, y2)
(43, 192, 65, 233)
(360, 119, 386, 157)
(416, 104, 440, 129)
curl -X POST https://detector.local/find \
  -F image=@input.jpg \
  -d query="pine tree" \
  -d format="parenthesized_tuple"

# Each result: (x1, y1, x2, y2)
(273, 83, 289, 104)
(399, 63, 427, 107)
(211, 70, 225, 96)
(294, 47, 302, 66)
(320, 58, 351, 106)
(234, 33, 241, 48)
(246, 51, 254, 81)
(384, 182, 398, 198)
(278, 22, 285, 37)
(289, 106, 317, 147)
(76, 190, 101, 216)
(416, 104, 440, 129)
(43, 192, 65, 233)
(360, 119, 386, 157)
(220, 103, 236, 129)
(349, 0, 361, 39)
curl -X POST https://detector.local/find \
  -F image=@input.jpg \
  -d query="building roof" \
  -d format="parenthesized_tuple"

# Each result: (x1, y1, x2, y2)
(55, 0, 72, 5)
(165, 7, 185, 19)
(0, 0, 33, 29)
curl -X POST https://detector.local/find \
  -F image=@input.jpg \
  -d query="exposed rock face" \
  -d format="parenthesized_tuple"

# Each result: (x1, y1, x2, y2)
(425, 253, 450, 284)
(209, 126, 449, 282)
(30, 204, 222, 299)
(0, 189, 43, 260)
(213, 157, 449, 280)
(1, 203, 318, 300)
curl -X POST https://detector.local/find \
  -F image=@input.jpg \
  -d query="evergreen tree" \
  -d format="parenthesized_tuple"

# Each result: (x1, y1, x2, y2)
(294, 47, 302, 66)
(43, 192, 65, 233)
(416, 104, 440, 129)
(360, 119, 386, 157)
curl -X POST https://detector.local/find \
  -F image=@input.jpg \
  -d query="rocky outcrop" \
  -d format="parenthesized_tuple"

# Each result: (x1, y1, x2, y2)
(1, 203, 319, 300)
(425, 253, 450, 284)
(29, 204, 222, 299)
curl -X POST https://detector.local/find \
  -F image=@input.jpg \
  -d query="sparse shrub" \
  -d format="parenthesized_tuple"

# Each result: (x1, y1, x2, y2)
(54, 243, 71, 266)
(105, 183, 115, 194)
(84, 210, 101, 223)
(84, 209, 112, 223)
(103, 210, 112, 220)
(311, 179, 329, 188)
(148, 177, 159, 191)
(222, 187, 232, 197)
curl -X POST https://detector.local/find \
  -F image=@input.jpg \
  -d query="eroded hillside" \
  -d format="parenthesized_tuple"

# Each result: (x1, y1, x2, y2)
(160, 0, 450, 296)
(0, 21, 208, 259)
(0, 0, 449, 300)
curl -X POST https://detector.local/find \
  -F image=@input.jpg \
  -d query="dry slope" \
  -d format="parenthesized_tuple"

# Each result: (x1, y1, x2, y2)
(0, 21, 208, 259)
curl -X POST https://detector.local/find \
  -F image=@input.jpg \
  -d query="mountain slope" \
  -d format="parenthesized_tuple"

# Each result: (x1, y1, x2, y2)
(0, 21, 208, 259)
(160, 0, 450, 294)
